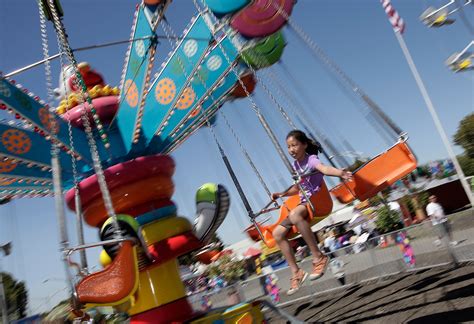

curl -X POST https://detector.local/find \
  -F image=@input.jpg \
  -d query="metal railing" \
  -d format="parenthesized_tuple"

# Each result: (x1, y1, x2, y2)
(188, 209, 473, 308)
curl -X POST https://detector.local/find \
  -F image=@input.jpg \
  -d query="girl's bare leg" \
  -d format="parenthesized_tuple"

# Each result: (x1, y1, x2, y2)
(289, 205, 324, 262)
(273, 225, 299, 275)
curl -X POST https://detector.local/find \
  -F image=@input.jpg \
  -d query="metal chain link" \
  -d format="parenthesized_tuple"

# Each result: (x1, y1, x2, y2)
(277, 61, 357, 161)
(187, 6, 295, 214)
(192, 0, 296, 180)
(37, 2, 81, 194)
(46, 0, 121, 238)
(222, 39, 298, 130)
(194, 1, 319, 209)
(49, 13, 90, 270)
(270, 1, 403, 140)
(160, 18, 259, 217)
(160, 19, 273, 198)
(37, 0, 76, 297)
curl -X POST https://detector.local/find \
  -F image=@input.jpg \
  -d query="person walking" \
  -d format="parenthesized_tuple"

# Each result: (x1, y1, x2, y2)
(426, 195, 458, 246)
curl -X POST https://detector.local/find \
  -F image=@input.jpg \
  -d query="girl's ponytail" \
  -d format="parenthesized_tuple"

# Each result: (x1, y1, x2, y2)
(307, 139, 322, 155)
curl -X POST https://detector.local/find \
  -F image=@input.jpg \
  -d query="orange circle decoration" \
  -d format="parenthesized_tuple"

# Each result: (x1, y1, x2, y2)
(38, 108, 60, 134)
(0, 161, 17, 173)
(0, 178, 15, 186)
(176, 87, 196, 110)
(124, 80, 139, 107)
(155, 78, 176, 105)
(1, 129, 31, 155)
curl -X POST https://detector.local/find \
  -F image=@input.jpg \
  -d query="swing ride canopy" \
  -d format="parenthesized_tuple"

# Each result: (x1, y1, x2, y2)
(0, 0, 297, 199)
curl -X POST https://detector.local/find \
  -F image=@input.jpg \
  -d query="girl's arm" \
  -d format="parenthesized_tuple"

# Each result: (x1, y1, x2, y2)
(271, 185, 299, 200)
(315, 163, 352, 180)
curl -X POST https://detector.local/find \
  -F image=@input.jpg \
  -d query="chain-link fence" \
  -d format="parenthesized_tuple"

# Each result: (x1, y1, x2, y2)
(187, 208, 473, 307)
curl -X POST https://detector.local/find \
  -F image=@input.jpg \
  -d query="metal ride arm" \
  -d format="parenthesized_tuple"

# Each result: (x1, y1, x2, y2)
(255, 169, 322, 223)
(65, 237, 138, 272)
(420, 0, 457, 26)
(446, 41, 474, 72)
(254, 183, 295, 218)
(139, 14, 215, 150)
(113, 2, 170, 153)
(0, 77, 94, 165)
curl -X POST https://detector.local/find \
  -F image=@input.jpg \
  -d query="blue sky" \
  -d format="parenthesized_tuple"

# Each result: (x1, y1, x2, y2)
(0, 0, 472, 315)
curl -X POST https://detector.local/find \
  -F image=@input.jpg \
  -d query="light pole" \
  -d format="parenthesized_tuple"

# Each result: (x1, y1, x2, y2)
(0, 242, 12, 324)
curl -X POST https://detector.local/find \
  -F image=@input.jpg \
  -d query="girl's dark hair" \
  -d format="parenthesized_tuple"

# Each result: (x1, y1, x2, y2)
(286, 130, 322, 155)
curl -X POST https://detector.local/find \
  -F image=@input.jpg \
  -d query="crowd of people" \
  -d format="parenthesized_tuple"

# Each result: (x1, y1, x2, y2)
(183, 274, 229, 296)
(320, 210, 379, 256)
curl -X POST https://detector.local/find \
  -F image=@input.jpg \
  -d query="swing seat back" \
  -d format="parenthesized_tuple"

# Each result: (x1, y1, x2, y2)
(257, 181, 333, 248)
(75, 241, 139, 307)
(330, 142, 417, 203)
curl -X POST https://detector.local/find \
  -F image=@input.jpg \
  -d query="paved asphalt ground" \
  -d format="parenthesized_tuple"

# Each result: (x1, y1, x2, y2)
(264, 262, 474, 323)
(228, 209, 474, 302)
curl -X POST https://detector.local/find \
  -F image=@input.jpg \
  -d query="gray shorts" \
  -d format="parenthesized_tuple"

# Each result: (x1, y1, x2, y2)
(280, 217, 293, 229)
(279, 202, 309, 229)
(435, 222, 451, 238)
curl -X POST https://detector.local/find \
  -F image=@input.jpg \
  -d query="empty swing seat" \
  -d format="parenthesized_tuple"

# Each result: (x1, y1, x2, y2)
(330, 142, 417, 203)
(247, 181, 333, 248)
(76, 241, 139, 306)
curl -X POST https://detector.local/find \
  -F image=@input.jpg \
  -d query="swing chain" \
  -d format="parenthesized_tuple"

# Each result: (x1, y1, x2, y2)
(41, 0, 90, 270)
(194, 0, 296, 178)
(274, 0, 404, 140)
(160, 16, 277, 210)
(46, 0, 122, 241)
(38, 1, 81, 292)
(196, 1, 320, 219)
(161, 13, 281, 237)
(196, 1, 309, 219)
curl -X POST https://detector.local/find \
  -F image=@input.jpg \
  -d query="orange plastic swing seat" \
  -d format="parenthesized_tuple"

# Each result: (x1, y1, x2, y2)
(76, 241, 139, 306)
(246, 181, 333, 248)
(330, 142, 417, 204)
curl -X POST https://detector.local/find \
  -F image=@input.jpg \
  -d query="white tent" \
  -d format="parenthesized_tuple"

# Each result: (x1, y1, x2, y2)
(310, 205, 355, 233)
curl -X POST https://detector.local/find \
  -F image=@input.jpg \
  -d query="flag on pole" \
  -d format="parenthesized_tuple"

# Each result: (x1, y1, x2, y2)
(380, 0, 406, 34)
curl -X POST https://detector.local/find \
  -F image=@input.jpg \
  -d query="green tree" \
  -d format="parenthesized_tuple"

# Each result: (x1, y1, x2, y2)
(454, 113, 474, 158)
(457, 154, 474, 176)
(375, 206, 403, 234)
(0, 272, 28, 320)
(454, 113, 474, 176)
